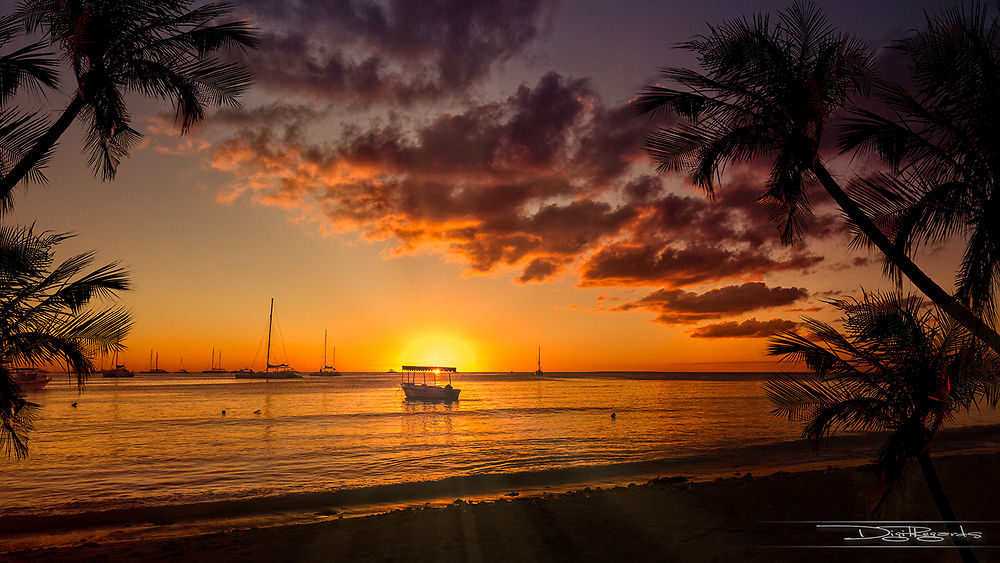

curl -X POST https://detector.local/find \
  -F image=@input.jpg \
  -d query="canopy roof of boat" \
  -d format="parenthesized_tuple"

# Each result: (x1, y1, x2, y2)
(402, 365, 456, 372)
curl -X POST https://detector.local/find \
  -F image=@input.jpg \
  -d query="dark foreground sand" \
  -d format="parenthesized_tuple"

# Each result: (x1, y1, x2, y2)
(4, 448, 999, 562)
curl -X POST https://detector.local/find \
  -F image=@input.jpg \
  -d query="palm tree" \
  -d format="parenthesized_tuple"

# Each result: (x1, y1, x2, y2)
(0, 0, 259, 211)
(634, 2, 1000, 355)
(840, 4, 1000, 325)
(0, 225, 132, 458)
(766, 291, 998, 562)
(0, 12, 59, 196)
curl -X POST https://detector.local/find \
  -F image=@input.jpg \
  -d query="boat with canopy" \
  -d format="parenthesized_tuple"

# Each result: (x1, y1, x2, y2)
(399, 365, 460, 401)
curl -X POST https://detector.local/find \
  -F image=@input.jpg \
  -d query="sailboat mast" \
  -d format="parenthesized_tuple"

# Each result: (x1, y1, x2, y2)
(538, 346, 541, 371)
(323, 329, 327, 367)
(155, 352, 159, 370)
(266, 298, 274, 368)
(210, 347, 215, 370)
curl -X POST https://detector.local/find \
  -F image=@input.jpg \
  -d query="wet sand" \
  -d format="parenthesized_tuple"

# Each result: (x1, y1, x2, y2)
(4, 445, 998, 562)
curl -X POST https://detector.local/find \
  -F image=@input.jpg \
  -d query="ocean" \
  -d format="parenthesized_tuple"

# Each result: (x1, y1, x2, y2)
(4, 371, 1000, 525)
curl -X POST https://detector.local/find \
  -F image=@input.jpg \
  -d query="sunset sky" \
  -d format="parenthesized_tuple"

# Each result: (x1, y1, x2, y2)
(5, 0, 964, 372)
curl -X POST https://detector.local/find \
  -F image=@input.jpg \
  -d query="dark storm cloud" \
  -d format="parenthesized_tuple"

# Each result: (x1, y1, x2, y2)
(240, 0, 558, 104)
(580, 182, 826, 287)
(689, 318, 799, 338)
(518, 257, 564, 283)
(580, 242, 822, 288)
(211, 73, 843, 288)
(213, 73, 643, 281)
(616, 282, 808, 324)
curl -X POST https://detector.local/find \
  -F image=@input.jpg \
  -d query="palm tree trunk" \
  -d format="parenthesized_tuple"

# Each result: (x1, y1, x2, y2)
(0, 93, 86, 212)
(811, 162, 1000, 355)
(917, 451, 978, 562)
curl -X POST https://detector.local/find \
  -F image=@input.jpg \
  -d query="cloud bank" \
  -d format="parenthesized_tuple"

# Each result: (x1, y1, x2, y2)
(240, 0, 558, 105)
(193, 6, 857, 339)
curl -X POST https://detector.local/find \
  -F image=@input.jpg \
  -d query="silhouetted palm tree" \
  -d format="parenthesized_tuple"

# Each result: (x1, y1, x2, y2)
(767, 291, 998, 562)
(634, 2, 1000, 355)
(841, 4, 1000, 325)
(0, 0, 258, 210)
(0, 225, 132, 458)
(0, 12, 58, 192)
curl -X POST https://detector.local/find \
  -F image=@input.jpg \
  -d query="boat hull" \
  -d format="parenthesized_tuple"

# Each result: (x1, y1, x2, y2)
(102, 366, 134, 378)
(13, 369, 51, 391)
(235, 371, 302, 379)
(401, 382, 460, 401)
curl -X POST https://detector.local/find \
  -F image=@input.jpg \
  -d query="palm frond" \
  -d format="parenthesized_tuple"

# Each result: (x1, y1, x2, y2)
(0, 368, 38, 459)
(767, 290, 998, 498)
(637, 2, 872, 241)
(839, 3, 1000, 317)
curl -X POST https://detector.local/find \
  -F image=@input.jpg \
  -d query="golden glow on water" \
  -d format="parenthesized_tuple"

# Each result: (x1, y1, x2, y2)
(5, 372, 1000, 521)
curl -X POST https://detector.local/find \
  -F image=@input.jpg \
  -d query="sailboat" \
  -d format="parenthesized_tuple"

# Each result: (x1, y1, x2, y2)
(235, 298, 302, 379)
(142, 350, 167, 374)
(309, 329, 340, 376)
(176, 357, 189, 374)
(102, 348, 134, 378)
(205, 347, 227, 373)
(534, 345, 543, 376)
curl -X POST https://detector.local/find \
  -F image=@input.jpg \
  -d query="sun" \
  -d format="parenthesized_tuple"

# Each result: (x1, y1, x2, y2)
(398, 333, 477, 370)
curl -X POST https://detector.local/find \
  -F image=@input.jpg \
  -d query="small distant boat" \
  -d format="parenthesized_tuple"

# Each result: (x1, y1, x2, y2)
(235, 298, 302, 380)
(141, 350, 167, 374)
(309, 330, 339, 376)
(205, 347, 227, 373)
(102, 350, 134, 378)
(176, 357, 188, 374)
(534, 345, 543, 376)
(399, 365, 460, 401)
(102, 364, 134, 378)
(11, 367, 51, 391)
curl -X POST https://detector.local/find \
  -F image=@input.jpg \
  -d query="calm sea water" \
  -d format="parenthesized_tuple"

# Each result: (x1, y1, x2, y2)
(3, 372, 999, 519)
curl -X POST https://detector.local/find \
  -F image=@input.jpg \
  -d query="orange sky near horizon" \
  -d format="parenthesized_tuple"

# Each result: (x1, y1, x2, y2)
(4, 0, 967, 374)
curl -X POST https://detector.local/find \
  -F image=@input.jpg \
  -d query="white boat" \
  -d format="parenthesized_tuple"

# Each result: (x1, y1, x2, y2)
(309, 330, 339, 376)
(11, 367, 51, 391)
(534, 345, 543, 376)
(399, 365, 460, 401)
(235, 298, 302, 380)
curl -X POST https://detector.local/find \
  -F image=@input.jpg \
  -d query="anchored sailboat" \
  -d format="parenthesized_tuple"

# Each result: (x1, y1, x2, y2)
(205, 347, 227, 373)
(236, 298, 301, 379)
(142, 350, 167, 374)
(309, 329, 339, 376)
(534, 345, 543, 376)
(102, 348, 134, 378)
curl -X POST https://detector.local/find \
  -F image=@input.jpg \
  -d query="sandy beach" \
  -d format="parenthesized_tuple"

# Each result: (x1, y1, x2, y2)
(4, 443, 998, 562)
